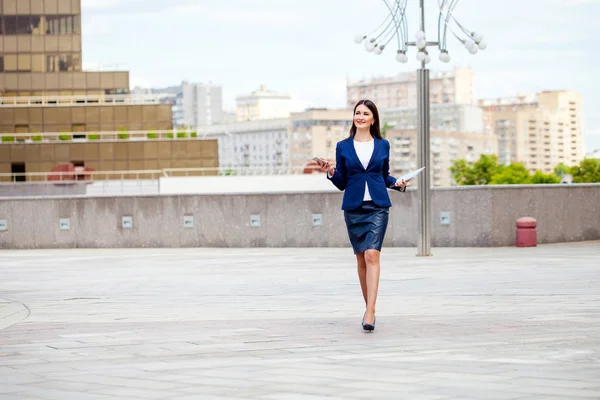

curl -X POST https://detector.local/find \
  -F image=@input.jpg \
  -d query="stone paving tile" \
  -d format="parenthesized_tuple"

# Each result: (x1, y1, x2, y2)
(1, 243, 599, 399)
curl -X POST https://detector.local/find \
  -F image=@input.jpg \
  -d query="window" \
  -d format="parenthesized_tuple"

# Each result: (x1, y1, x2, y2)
(0, 57, 3, 73)
(47, 54, 80, 72)
(3, 16, 18, 34)
(31, 16, 42, 34)
(17, 16, 32, 34)
(46, 15, 78, 35)
(11, 163, 26, 182)
(1, 15, 42, 35)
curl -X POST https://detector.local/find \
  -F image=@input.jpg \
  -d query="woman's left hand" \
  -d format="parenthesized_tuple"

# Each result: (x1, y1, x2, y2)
(394, 179, 407, 189)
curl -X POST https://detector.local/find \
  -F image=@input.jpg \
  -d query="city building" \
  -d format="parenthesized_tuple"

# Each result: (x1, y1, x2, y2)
(0, 0, 128, 97)
(479, 90, 584, 173)
(380, 103, 484, 133)
(346, 67, 473, 109)
(202, 119, 289, 169)
(132, 81, 223, 128)
(289, 109, 353, 167)
(236, 85, 295, 122)
(386, 129, 498, 187)
(0, 0, 218, 181)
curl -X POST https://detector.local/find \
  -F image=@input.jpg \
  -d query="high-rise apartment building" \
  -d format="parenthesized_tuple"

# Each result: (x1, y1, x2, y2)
(132, 82, 224, 128)
(480, 90, 584, 173)
(380, 103, 484, 133)
(346, 67, 473, 109)
(181, 82, 222, 128)
(289, 109, 353, 167)
(387, 129, 498, 187)
(236, 85, 293, 122)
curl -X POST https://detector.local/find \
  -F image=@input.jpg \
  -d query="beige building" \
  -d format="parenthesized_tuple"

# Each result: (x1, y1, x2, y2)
(386, 129, 498, 187)
(289, 108, 352, 167)
(0, 101, 171, 134)
(0, 0, 129, 96)
(236, 85, 292, 122)
(0, 0, 222, 181)
(0, 139, 218, 182)
(346, 67, 473, 109)
(480, 90, 584, 173)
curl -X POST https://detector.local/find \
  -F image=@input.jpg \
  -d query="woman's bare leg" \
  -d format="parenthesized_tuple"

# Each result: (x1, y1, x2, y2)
(355, 252, 367, 306)
(363, 249, 381, 325)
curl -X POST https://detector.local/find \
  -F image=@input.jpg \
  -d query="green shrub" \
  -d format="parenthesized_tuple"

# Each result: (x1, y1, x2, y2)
(2, 136, 15, 142)
(147, 132, 158, 139)
(190, 131, 198, 138)
(59, 134, 71, 141)
(32, 135, 43, 142)
(117, 128, 129, 140)
(88, 134, 99, 140)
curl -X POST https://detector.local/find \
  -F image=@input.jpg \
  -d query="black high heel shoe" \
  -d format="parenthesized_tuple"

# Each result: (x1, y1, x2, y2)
(362, 313, 376, 332)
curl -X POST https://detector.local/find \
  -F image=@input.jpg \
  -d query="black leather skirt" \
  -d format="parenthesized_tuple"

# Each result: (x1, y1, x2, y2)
(343, 201, 390, 254)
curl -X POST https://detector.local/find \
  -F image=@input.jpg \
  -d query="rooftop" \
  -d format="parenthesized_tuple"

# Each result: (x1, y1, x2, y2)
(1, 243, 599, 398)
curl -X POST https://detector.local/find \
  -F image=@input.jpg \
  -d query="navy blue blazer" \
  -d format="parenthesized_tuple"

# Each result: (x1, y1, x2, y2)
(328, 137, 404, 211)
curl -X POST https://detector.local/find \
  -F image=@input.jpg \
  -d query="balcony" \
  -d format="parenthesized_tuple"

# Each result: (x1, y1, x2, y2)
(0, 128, 221, 144)
(0, 94, 167, 108)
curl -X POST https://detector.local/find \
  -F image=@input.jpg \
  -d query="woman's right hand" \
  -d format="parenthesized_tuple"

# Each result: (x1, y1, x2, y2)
(317, 159, 334, 176)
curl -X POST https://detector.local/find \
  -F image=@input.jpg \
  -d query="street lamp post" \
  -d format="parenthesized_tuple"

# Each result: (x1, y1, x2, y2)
(354, 0, 487, 256)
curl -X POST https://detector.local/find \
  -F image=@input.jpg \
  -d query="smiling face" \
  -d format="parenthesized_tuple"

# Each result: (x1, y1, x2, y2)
(353, 104, 374, 130)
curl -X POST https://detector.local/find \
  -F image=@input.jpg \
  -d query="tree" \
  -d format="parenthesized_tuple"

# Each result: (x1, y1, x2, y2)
(489, 163, 531, 184)
(530, 170, 561, 184)
(571, 158, 600, 183)
(451, 155, 563, 185)
(381, 123, 392, 139)
(451, 154, 501, 185)
(554, 163, 572, 178)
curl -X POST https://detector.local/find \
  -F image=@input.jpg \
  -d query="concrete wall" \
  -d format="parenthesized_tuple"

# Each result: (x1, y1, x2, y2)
(0, 184, 598, 249)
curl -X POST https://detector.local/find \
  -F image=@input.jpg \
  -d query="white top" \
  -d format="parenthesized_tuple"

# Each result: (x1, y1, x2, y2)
(354, 139, 374, 201)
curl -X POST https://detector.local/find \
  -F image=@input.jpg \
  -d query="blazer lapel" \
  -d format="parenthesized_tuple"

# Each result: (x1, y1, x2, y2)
(365, 138, 380, 170)
(347, 139, 366, 171)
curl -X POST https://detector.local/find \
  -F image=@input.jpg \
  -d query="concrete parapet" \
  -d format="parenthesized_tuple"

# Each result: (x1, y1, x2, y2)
(0, 184, 598, 249)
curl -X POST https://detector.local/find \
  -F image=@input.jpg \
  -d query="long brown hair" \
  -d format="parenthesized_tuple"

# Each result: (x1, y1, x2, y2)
(347, 99, 382, 140)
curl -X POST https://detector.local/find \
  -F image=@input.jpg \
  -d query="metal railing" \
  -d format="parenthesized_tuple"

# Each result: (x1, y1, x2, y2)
(0, 129, 222, 143)
(0, 166, 313, 184)
(0, 94, 168, 108)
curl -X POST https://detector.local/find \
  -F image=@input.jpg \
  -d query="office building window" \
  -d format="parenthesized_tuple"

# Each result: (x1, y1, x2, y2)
(1, 16, 42, 35)
(0, 57, 3, 73)
(46, 15, 80, 35)
(30, 16, 43, 34)
(47, 54, 80, 72)
(3, 16, 18, 34)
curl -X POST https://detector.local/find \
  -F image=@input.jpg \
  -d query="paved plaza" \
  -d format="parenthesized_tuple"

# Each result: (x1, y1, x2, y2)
(1, 242, 599, 399)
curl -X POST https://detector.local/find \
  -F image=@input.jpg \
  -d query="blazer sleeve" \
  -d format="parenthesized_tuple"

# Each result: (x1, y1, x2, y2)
(327, 142, 347, 191)
(382, 140, 406, 193)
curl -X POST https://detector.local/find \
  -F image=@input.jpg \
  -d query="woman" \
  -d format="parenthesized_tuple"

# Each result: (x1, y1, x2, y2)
(318, 99, 406, 332)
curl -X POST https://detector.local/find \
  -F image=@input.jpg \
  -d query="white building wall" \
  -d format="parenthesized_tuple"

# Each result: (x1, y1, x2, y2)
(205, 119, 290, 169)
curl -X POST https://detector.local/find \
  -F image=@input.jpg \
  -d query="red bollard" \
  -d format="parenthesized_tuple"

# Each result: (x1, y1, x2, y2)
(515, 217, 537, 247)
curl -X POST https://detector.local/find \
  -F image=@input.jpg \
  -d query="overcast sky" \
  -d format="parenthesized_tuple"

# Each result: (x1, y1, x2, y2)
(81, 0, 600, 153)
